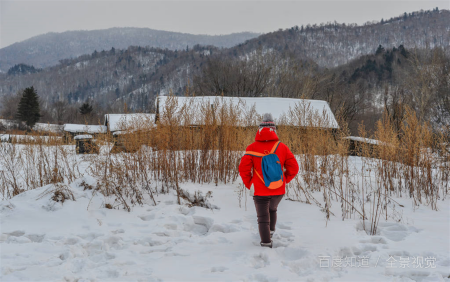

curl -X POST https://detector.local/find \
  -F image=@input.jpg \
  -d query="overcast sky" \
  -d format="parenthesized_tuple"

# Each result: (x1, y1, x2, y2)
(1, 0, 449, 48)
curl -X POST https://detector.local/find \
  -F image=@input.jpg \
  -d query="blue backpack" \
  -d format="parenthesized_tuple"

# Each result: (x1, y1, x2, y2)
(245, 141, 284, 189)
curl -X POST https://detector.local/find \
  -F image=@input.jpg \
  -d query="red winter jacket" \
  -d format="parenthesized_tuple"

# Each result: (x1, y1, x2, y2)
(238, 127, 299, 196)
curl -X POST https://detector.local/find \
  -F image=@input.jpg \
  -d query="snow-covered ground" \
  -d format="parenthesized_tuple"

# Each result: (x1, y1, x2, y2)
(1, 155, 449, 281)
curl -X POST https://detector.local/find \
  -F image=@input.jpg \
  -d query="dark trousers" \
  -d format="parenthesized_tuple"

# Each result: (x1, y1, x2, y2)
(253, 194, 284, 243)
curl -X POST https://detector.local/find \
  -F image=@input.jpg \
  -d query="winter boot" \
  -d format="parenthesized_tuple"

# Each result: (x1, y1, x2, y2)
(260, 240, 273, 248)
(270, 230, 275, 238)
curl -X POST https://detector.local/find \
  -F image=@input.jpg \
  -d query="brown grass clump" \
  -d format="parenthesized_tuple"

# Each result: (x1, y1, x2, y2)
(37, 183, 76, 204)
(0, 132, 81, 198)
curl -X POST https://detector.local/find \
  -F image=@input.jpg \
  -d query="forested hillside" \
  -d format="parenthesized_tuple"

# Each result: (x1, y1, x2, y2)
(232, 9, 450, 67)
(0, 9, 448, 133)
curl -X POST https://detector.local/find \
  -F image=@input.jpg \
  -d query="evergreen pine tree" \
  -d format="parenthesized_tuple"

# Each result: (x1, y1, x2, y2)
(375, 45, 385, 55)
(16, 86, 41, 128)
(79, 102, 93, 115)
(79, 102, 93, 116)
(398, 45, 408, 58)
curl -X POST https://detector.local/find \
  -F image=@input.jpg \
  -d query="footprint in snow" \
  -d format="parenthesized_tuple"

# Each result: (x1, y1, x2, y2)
(111, 229, 125, 234)
(279, 247, 309, 261)
(2, 230, 29, 244)
(25, 233, 45, 243)
(252, 252, 270, 269)
(273, 239, 290, 248)
(185, 215, 214, 235)
(4, 230, 25, 237)
(209, 223, 239, 234)
(211, 266, 228, 272)
(164, 223, 177, 230)
(359, 236, 387, 245)
(139, 214, 155, 221)
(277, 229, 294, 238)
(248, 273, 278, 282)
(64, 237, 80, 246)
(356, 221, 420, 242)
(277, 222, 293, 230)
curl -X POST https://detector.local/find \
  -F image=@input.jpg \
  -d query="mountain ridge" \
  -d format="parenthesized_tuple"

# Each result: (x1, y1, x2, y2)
(0, 27, 261, 71)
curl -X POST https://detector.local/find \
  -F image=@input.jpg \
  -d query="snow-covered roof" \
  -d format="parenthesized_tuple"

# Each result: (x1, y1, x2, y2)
(112, 131, 126, 136)
(74, 135, 93, 140)
(63, 124, 107, 134)
(156, 96, 339, 129)
(343, 136, 386, 146)
(104, 114, 156, 132)
(33, 123, 63, 133)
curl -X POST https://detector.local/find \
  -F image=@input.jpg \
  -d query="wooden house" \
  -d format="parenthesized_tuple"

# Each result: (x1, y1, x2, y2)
(155, 96, 340, 152)
(156, 96, 339, 128)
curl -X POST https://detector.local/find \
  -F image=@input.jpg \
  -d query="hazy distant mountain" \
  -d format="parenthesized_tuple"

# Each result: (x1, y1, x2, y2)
(0, 27, 260, 72)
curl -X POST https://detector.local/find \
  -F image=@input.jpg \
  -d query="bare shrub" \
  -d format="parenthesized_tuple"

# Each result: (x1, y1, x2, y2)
(179, 189, 217, 209)
(37, 183, 76, 204)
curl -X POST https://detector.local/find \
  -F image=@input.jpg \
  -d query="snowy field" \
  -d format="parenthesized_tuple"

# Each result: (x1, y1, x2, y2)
(1, 152, 449, 282)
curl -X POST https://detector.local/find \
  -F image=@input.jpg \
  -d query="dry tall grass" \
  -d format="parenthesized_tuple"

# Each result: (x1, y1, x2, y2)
(0, 132, 79, 198)
(0, 97, 448, 235)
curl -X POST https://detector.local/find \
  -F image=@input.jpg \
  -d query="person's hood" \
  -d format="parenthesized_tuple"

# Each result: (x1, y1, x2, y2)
(255, 127, 279, 142)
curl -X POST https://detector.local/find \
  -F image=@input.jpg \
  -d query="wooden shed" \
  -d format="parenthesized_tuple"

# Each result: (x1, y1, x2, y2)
(104, 114, 156, 153)
(74, 135, 99, 154)
(343, 136, 390, 157)
(63, 124, 107, 144)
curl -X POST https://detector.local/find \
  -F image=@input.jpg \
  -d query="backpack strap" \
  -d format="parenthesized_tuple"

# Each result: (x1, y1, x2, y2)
(245, 151, 265, 157)
(245, 142, 281, 157)
(270, 141, 281, 154)
(253, 169, 265, 183)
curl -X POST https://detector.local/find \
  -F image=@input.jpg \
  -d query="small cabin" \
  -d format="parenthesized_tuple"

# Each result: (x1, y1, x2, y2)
(63, 124, 107, 143)
(74, 135, 99, 154)
(104, 114, 156, 153)
(343, 136, 389, 157)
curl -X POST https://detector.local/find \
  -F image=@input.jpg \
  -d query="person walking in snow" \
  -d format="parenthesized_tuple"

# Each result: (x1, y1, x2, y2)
(239, 113, 299, 248)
